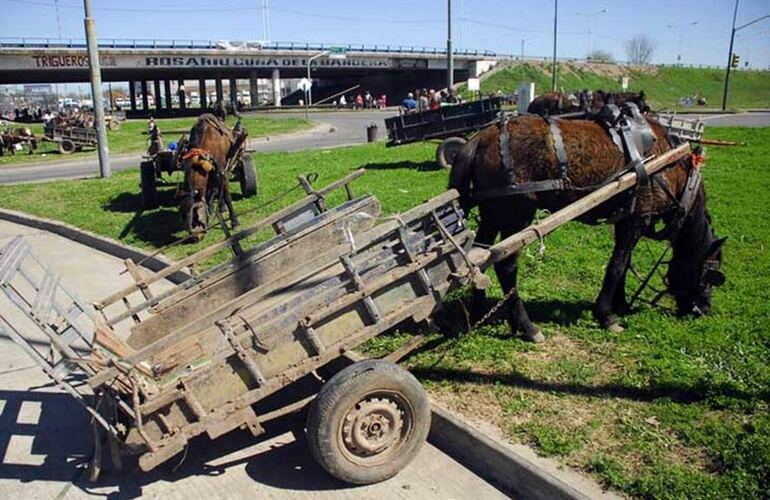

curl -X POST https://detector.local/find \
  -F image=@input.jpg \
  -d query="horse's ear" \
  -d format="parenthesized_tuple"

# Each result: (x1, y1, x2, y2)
(708, 237, 727, 257)
(639, 90, 646, 99)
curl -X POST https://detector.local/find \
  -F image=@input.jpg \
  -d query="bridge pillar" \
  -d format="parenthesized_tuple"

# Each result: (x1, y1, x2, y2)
(141, 81, 149, 111)
(272, 69, 281, 107)
(249, 70, 258, 108)
(229, 78, 238, 110)
(178, 79, 186, 110)
(128, 81, 137, 111)
(164, 80, 172, 110)
(154, 80, 162, 111)
(215, 78, 223, 103)
(199, 79, 207, 109)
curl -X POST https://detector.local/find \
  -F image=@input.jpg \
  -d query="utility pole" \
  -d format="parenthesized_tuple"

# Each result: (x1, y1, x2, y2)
(551, 0, 558, 92)
(722, 1, 769, 110)
(447, 0, 454, 89)
(83, 0, 110, 178)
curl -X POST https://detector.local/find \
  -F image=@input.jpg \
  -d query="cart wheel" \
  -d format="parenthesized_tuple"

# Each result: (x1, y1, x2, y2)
(238, 153, 258, 197)
(140, 161, 159, 209)
(436, 137, 467, 170)
(305, 359, 431, 485)
(58, 139, 76, 155)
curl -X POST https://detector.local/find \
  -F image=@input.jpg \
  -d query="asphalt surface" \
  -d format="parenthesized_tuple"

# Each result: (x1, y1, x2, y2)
(0, 219, 508, 499)
(1, 110, 767, 186)
(0, 110, 390, 185)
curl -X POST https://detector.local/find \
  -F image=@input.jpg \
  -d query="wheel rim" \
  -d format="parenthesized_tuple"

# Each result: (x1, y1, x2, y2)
(338, 392, 414, 467)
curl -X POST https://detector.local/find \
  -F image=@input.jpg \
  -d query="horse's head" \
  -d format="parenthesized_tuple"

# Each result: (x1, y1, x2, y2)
(667, 180, 726, 317)
(179, 148, 217, 240)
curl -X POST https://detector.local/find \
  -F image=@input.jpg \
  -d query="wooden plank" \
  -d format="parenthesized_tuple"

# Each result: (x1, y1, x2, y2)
(484, 143, 691, 267)
(95, 169, 366, 311)
(86, 190, 461, 389)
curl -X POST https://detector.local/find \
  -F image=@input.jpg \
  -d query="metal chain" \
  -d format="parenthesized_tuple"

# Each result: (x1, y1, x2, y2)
(470, 284, 519, 330)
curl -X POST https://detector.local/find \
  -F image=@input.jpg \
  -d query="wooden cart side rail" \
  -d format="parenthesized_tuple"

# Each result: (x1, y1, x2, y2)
(86, 190, 462, 389)
(95, 169, 366, 311)
(473, 143, 691, 268)
(103, 196, 382, 328)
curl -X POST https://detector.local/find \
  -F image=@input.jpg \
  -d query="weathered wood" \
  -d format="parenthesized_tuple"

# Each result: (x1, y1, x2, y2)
(95, 169, 366, 311)
(484, 143, 691, 266)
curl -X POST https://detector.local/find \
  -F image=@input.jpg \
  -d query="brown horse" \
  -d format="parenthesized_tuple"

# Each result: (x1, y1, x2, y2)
(449, 110, 724, 342)
(528, 90, 649, 116)
(527, 92, 580, 115)
(178, 114, 240, 240)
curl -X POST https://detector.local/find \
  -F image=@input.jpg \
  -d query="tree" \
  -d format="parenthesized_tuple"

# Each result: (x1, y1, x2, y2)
(586, 49, 614, 63)
(625, 34, 656, 65)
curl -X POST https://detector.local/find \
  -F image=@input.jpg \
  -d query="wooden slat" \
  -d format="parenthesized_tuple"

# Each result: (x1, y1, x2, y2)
(95, 169, 366, 311)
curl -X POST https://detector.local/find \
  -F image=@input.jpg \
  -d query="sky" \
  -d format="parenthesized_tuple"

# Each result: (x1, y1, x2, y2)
(1, 0, 768, 68)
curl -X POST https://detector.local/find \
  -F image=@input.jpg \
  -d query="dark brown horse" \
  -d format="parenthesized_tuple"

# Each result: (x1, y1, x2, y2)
(527, 92, 580, 115)
(178, 114, 240, 240)
(528, 90, 649, 116)
(449, 112, 724, 342)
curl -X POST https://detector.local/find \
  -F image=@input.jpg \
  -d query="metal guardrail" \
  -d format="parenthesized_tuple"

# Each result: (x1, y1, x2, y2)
(0, 38, 496, 57)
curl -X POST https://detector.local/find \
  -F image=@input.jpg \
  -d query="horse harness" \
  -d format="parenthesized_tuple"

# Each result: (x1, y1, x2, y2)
(471, 103, 702, 232)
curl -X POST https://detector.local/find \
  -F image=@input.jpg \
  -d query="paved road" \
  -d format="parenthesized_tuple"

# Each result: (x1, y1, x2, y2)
(0, 110, 391, 185)
(678, 111, 770, 127)
(3, 109, 766, 186)
(0, 220, 508, 499)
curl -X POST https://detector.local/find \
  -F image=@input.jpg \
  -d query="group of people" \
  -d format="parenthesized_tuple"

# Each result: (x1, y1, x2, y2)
(401, 88, 462, 114)
(335, 91, 387, 110)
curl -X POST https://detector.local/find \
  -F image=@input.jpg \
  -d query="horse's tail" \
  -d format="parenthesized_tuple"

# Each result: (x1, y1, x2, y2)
(448, 134, 480, 211)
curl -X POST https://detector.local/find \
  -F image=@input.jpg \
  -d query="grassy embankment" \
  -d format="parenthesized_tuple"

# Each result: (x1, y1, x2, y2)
(0, 128, 767, 499)
(0, 114, 311, 167)
(473, 61, 770, 111)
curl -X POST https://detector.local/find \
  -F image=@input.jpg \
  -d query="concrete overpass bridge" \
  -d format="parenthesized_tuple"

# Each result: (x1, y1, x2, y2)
(0, 38, 498, 116)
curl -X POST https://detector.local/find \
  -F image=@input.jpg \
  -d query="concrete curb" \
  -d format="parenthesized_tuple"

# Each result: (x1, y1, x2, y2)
(429, 404, 621, 500)
(0, 208, 192, 284)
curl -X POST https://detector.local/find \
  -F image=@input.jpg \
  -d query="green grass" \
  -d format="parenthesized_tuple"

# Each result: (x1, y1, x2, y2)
(474, 61, 770, 111)
(0, 128, 768, 498)
(0, 114, 311, 168)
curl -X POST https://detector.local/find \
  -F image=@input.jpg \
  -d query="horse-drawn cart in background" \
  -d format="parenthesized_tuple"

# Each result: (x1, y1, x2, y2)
(42, 125, 98, 154)
(384, 97, 503, 169)
(0, 134, 692, 485)
(140, 121, 258, 210)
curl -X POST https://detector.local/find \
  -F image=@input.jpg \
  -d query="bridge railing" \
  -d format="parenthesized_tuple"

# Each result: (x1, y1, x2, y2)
(0, 37, 496, 57)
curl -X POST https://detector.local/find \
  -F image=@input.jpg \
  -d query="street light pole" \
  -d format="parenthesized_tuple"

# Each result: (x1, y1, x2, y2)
(305, 50, 328, 119)
(447, 0, 454, 89)
(722, 2, 769, 110)
(551, 0, 558, 92)
(83, 0, 110, 178)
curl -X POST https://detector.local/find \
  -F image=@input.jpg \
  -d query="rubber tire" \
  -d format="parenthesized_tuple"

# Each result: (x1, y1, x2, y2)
(305, 359, 431, 485)
(140, 161, 159, 210)
(58, 139, 76, 155)
(436, 136, 468, 169)
(238, 153, 258, 197)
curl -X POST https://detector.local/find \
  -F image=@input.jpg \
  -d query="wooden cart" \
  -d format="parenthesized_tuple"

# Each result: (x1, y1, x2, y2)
(0, 170, 477, 485)
(42, 125, 98, 154)
(384, 97, 503, 169)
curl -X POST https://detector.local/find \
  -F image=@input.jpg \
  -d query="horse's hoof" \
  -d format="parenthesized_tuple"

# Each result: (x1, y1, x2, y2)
(607, 322, 625, 333)
(523, 330, 546, 343)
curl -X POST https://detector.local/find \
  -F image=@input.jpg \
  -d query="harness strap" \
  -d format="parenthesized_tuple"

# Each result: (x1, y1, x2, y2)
(546, 117, 569, 182)
(470, 180, 567, 204)
(498, 114, 515, 182)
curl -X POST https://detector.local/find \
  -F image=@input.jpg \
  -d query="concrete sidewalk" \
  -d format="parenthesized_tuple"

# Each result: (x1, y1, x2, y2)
(0, 220, 508, 499)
